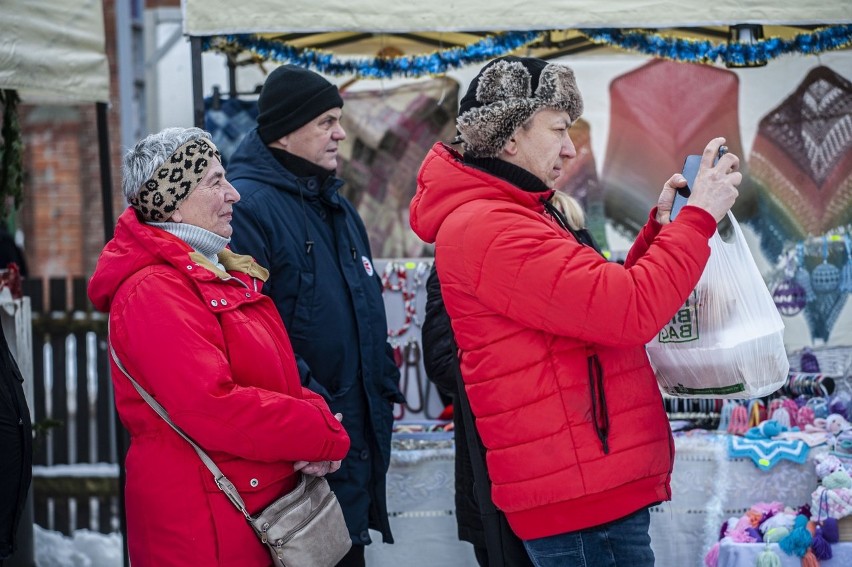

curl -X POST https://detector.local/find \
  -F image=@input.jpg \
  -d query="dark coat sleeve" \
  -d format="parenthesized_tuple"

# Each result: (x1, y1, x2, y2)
(421, 265, 457, 399)
(0, 327, 32, 559)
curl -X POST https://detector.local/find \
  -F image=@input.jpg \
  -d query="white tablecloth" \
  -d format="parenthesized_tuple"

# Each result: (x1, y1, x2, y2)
(365, 435, 478, 566)
(365, 431, 822, 567)
(650, 431, 820, 567)
(718, 542, 852, 566)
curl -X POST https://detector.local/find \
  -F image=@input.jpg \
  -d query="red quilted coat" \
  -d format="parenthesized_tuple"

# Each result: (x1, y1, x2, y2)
(410, 143, 717, 540)
(88, 208, 350, 566)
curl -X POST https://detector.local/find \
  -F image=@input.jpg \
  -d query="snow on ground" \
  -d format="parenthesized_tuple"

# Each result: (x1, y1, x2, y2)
(34, 525, 122, 567)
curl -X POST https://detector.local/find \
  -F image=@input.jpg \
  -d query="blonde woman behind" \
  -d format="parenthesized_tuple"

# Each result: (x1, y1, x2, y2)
(544, 189, 602, 252)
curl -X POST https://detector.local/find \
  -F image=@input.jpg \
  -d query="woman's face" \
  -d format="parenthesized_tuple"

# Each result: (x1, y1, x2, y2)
(170, 158, 240, 237)
(504, 109, 577, 188)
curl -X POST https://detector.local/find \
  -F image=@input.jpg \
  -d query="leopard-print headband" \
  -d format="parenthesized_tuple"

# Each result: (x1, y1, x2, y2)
(130, 137, 221, 222)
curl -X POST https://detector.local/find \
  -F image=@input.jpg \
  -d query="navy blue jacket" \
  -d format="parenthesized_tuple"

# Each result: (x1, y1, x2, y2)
(227, 129, 403, 545)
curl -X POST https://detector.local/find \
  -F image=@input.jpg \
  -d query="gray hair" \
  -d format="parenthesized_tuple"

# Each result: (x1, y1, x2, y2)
(122, 127, 213, 203)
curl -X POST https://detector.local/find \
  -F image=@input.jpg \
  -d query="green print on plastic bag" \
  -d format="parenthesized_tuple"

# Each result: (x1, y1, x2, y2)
(658, 290, 699, 343)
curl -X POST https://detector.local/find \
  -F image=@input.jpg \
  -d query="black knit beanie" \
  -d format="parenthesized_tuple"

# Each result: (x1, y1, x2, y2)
(256, 65, 344, 144)
(456, 56, 583, 157)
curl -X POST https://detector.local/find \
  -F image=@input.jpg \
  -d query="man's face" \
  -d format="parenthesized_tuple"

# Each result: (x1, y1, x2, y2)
(171, 158, 240, 237)
(279, 108, 347, 170)
(504, 109, 577, 188)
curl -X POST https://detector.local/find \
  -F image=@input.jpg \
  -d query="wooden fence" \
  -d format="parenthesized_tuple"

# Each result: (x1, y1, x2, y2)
(23, 276, 122, 535)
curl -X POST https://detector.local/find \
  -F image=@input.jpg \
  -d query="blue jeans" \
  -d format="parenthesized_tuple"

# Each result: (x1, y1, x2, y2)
(522, 507, 654, 567)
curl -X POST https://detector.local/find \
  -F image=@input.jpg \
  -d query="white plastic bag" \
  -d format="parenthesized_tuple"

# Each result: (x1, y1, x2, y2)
(646, 212, 789, 399)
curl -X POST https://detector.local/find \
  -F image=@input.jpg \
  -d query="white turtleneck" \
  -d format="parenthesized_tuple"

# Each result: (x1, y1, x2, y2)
(148, 221, 230, 272)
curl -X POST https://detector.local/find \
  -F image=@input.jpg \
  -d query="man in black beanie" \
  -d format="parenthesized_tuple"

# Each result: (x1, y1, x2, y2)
(227, 65, 404, 567)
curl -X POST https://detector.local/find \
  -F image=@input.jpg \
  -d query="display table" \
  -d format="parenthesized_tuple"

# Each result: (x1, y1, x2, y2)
(365, 430, 822, 567)
(364, 433, 478, 566)
(651, 431, 821, 567)
(717, 542, 852, 566)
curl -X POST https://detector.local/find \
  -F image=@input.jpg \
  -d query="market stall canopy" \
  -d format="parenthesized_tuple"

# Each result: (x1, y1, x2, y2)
(0, 0, 110, 103)
(182, 0, 851, 77)
(183, 0, 851, 35)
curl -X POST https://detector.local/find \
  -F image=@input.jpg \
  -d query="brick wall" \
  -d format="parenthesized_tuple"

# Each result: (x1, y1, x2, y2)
(18, 0, 124, 280)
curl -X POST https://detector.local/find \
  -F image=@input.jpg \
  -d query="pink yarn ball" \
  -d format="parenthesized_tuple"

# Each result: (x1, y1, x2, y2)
(797, 406, 815, 427)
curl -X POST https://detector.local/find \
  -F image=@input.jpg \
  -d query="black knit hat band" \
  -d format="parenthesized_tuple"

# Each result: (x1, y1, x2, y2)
(256, 65, 344, 144)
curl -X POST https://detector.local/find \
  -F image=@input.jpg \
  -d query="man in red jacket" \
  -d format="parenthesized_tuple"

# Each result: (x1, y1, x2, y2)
(409, 56, 742, 566)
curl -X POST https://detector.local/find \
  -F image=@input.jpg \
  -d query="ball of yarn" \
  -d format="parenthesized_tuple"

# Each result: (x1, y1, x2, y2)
(761, 513, 795, 534)
(815, 454, 847, 479)
(830, 397, 849, 420)
(797, 406, 815, 428)
(771, 407, 792, 429)
(823, 517, 840, 543)
(779, 515, 812, 557)
(782, 399, 800, 427)
(822, 470, 852, 490)
(764, 526, 791, 543)
(807, 397, 830, 419)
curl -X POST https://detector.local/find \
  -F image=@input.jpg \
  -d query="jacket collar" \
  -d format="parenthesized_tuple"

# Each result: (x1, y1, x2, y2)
(228, 129, 345, 207)
(410, 142, 551, 244)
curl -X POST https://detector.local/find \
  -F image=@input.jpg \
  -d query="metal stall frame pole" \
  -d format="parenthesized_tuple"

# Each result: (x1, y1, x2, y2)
(96, 101, 129, 567)
(191, 37, 205, 129)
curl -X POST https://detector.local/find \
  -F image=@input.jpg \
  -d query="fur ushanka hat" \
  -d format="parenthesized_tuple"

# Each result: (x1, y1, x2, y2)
(456, 56, 584, 157)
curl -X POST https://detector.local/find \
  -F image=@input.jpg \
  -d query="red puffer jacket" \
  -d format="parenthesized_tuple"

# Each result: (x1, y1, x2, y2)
(410, 143, 717, 540)
(88, 208, 350, 567)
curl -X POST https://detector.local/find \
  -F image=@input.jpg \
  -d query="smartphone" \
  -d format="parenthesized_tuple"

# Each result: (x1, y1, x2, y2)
(671, 146, 728, 220)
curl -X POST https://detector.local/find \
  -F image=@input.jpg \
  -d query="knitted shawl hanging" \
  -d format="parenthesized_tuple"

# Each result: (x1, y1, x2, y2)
(600, 59, 747, 236)
(749, 66, 852, 341)
(337, 77, 459, 258)
(750, 66, 852, 259)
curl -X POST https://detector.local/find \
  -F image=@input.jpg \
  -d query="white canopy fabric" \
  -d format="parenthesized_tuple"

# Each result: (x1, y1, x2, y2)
(183, 0, 852, 35)
(0, 0, 110, 103)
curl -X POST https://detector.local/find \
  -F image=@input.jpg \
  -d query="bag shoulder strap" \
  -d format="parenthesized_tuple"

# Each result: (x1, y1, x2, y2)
(108, 337, 251, 519)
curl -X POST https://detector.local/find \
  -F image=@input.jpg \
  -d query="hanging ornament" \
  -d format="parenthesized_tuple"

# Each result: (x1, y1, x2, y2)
(381, 261, 417, 339)
(839, 234, 852, 293)
(773, 255, 807, 316)
(812, 236, 841, 293)
(795, 243, 817, 302)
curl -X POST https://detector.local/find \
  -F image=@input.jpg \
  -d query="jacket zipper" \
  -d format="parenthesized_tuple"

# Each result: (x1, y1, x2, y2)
(587, 353, 610, 454)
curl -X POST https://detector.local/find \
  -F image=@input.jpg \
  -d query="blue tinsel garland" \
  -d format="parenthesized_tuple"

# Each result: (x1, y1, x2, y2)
(201, 25, 852, 78)
(579, 25, 852, 66)
(202, 31, 542, 78)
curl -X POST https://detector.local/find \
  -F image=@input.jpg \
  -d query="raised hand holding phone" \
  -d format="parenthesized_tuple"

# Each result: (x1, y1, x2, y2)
(670, 145, 728, 221)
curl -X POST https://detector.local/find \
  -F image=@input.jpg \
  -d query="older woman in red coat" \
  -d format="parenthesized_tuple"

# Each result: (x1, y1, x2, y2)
(88, 127, 350, 566)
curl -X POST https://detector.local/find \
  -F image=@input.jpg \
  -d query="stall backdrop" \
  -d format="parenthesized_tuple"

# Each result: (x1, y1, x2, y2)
(169, 2, 852, 351)
(0, 0, 109, 103)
